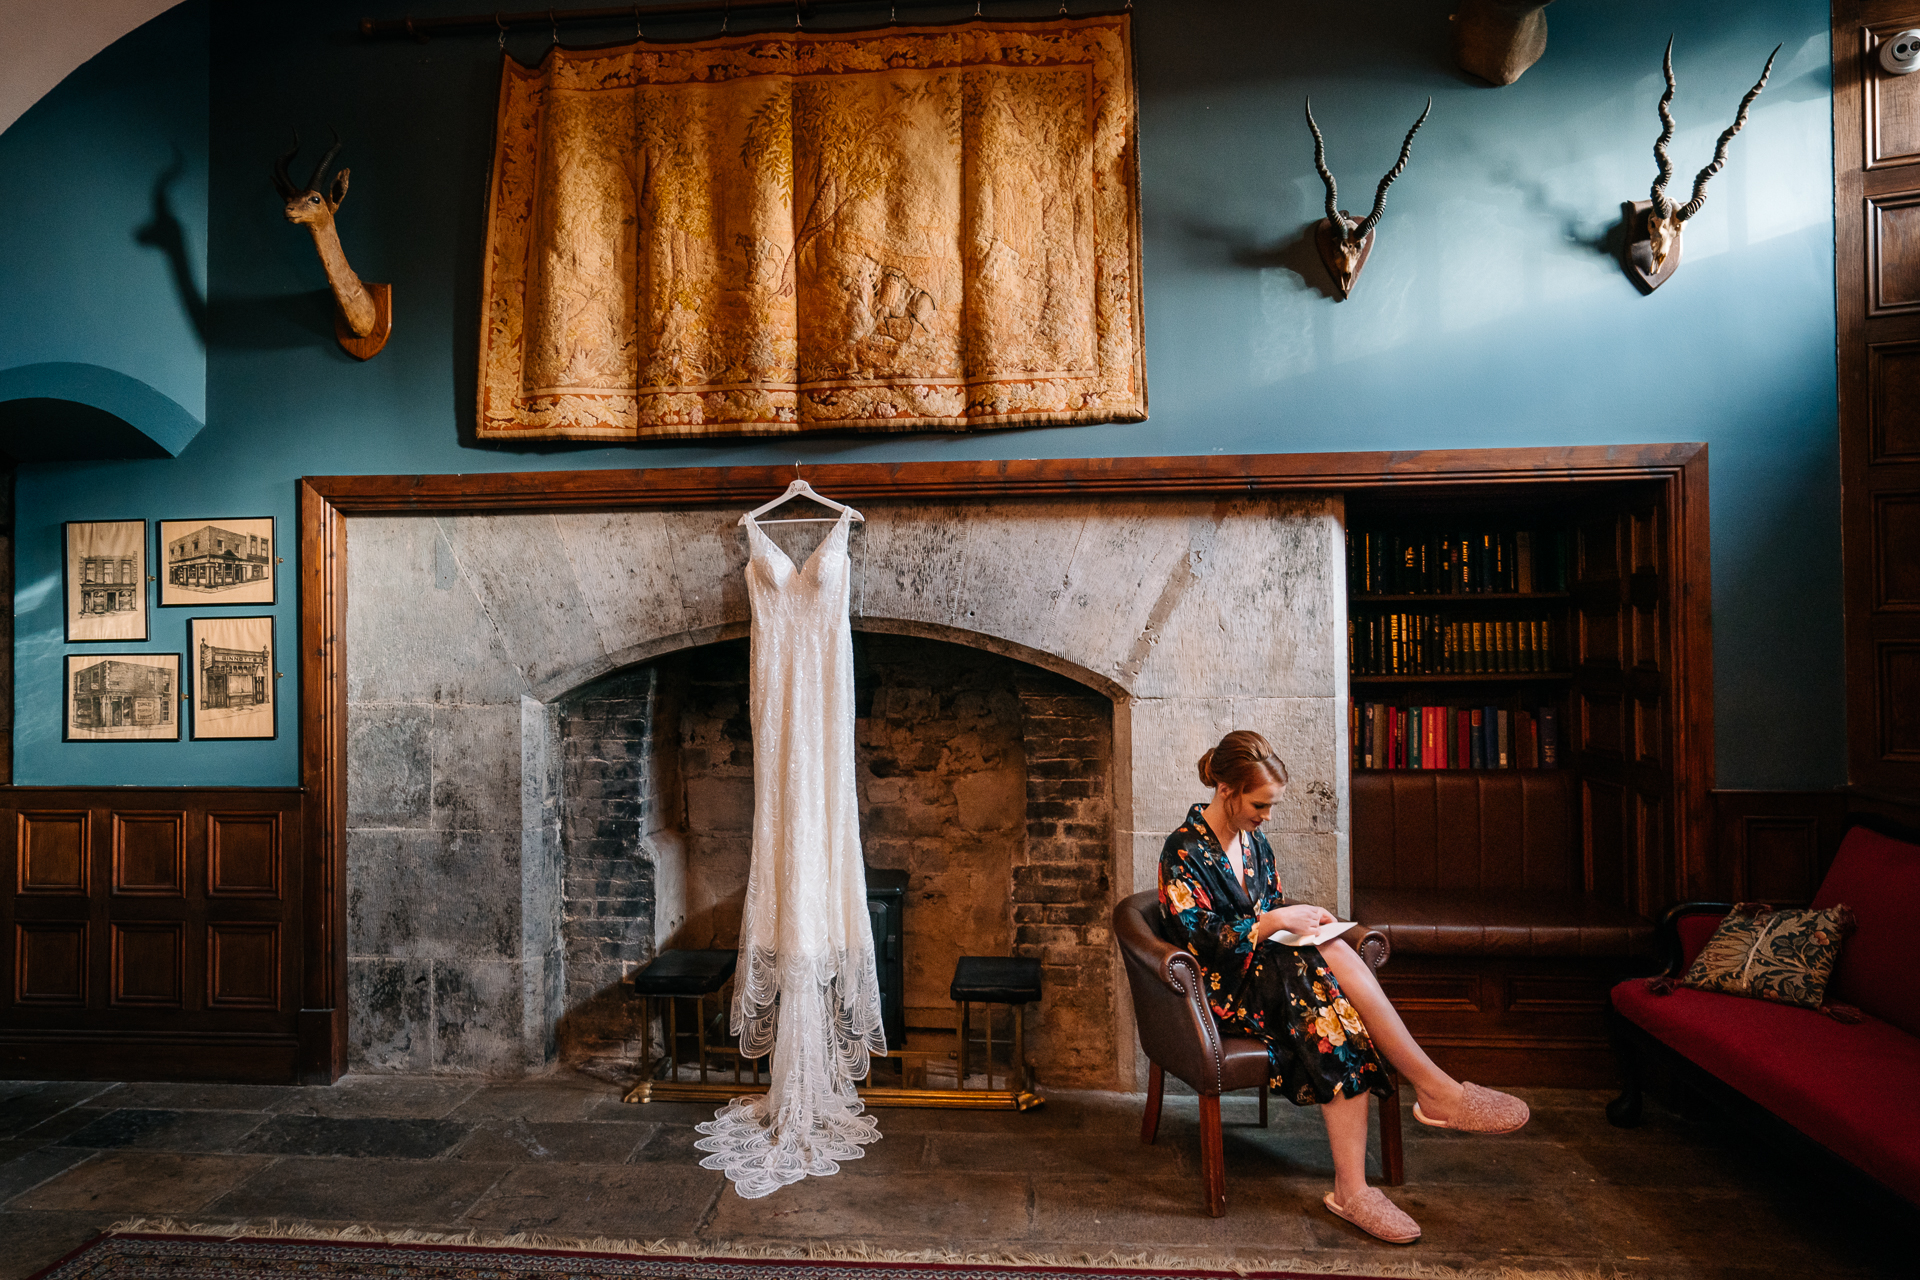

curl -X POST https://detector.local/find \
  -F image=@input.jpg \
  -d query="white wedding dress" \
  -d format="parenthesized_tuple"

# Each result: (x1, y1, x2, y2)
(693, 508, 886, 1199)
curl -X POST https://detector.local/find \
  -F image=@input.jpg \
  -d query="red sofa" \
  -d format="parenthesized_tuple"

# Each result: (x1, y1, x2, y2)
(1608, 817, 1920, 1206)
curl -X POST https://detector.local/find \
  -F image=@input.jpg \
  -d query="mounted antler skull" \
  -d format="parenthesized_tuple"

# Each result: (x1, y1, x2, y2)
(1452, 1, 1554, 86)
(272, 133, 391, 358)
(1305, 98, 1432, 300)
(1622, 38, 1780, 294)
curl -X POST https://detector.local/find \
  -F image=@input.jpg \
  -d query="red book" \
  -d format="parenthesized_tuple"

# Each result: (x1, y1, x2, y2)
(1455, 708, 1470, 770)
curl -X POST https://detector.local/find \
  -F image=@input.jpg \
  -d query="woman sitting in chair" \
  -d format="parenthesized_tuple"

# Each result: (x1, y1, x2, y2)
(1160, 729, 1530, 1244)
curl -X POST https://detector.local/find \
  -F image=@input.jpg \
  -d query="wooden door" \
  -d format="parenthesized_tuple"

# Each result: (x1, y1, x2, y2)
(1837, 4, 1920, 802)
(1570, 490, 1679, 917)
(0, 787, 304, 1082)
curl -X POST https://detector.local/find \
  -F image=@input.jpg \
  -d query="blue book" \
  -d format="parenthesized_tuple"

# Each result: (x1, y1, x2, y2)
(1540, 706, 1559, 768)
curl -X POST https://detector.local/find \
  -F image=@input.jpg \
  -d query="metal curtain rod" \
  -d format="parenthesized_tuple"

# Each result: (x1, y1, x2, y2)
(358, 0, 1122, 40)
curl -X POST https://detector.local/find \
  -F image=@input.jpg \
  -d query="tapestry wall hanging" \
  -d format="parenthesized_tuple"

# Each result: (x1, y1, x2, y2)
(478, 16, 1143, 441)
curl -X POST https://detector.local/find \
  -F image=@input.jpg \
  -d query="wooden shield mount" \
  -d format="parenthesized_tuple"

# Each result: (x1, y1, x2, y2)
(1620, 200, 1680, 295)
(1314, 215, 1375, 302)
(334, 282, 392, 361)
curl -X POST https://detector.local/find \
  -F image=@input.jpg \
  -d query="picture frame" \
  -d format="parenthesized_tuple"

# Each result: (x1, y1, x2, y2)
(157, 517, 275, 606)
(63, 520, 148, 642)
(64, 652, 180, 742)
(189, 615, 276, 741)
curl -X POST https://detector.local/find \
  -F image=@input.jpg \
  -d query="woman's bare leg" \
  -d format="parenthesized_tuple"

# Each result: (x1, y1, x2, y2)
(1321, 1087, 1372, 1206)
(1318, 939, 1468, 1123)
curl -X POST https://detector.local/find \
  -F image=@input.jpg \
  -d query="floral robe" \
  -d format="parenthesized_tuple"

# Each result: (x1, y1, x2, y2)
(1158, 804, 1390, 1105)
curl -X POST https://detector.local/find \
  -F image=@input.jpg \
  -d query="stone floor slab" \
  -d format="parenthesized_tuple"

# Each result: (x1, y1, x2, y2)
(209, 1156, 508, 1221)
(267, 1078, 479, 1119)
(10, 1151, 273, 1214)
(451, 1120, 651, 1164)
(460, 1163, 723, 1235)
(0, 1083, 118, 1139)
(91, 1081, 298, 1112)
(0, 1211, 115, 1280)
(0, 1145, 96, 1205)
(238, 1115, 472, 1159)
(55, 1108, 270, 1153)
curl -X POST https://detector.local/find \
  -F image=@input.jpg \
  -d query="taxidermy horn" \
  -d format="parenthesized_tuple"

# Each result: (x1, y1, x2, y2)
(1452, 1, 1554, 87)
(1622, 38, 1779, 294)
(272, 131, 392, 359)
(1305, 97, 1431, 300)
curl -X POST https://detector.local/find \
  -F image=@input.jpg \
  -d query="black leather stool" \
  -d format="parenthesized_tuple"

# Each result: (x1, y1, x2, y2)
(950, 956, 1043, 1092)
(629, 949, 736, 1083)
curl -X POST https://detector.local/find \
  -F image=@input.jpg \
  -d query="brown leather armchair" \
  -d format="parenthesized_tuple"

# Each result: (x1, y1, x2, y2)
(1113, 890, 1404, 1217)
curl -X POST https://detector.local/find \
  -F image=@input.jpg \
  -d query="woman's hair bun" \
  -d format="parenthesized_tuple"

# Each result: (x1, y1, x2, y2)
(1198, 730, 1289, 793)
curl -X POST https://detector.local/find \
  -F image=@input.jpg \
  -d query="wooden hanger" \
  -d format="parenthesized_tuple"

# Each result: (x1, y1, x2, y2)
(738, 478, 865, 525)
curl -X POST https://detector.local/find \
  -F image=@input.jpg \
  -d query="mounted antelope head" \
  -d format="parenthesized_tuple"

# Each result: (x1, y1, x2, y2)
(1622, 38, 1780, 294)
(272, 134, 391, 358)
(1305, 98, 1431, 300)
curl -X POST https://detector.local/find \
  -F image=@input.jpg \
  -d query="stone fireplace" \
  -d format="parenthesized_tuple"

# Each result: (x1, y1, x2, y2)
(342, 494, 1349, 1086)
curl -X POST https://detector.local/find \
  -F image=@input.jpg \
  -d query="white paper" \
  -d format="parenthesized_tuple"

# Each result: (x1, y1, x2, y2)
(1270, 919, 1354, 948)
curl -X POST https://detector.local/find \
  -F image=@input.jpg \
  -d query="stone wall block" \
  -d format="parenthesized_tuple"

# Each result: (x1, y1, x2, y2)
(348, 830, 522, 961)
(937, 504, 1089, 656)
(552, 512, 691, 659)
(346, 517, 529, 706)
(430, 703, 524, 833)
(1229, 695, 1342, 835)
(1130, 500, 1342, 701)
(849, 501, 973, 626)
(347, 958, 433, 1073)
(1126, 697, 1235, 832)
(432, 960, 529, 1074)
(1265, 831, 1341, 915)
(437, 514, 608, 693)
(347, 704, 433, 828)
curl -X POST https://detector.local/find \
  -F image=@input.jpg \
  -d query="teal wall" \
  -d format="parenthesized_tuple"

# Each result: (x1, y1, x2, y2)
(7, 0, 1842, 789)
(0, 0, 208, 433)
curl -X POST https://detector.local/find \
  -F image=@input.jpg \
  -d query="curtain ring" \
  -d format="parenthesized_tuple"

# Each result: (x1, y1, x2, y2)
(722, 1, 730, 33)
(633, 3, 643, 39)
(549, 8, 559, 47)
(495, 11, 507, 49)
(794, 0, 802, 28)
(974, 1, 982, 16)
(1059, 0, 1068, 13)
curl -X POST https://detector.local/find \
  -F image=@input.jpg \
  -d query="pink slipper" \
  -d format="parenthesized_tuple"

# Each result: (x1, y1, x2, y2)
(1412, 1081, 1529, 1134)
(1323, 1187, 1421, 1244)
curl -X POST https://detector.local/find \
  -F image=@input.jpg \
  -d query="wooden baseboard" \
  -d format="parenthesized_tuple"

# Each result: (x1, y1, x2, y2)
(0, 1031, 301, 1083)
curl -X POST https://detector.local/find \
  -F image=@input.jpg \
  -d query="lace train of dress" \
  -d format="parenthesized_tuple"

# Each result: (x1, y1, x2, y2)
(693, 509, 886, 1199)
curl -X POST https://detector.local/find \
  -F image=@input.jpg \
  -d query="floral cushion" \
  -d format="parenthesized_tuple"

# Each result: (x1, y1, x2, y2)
(1680, 903, 1855, 1009)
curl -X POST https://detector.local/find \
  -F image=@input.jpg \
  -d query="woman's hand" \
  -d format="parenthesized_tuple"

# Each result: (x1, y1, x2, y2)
(1254, 902, 1336, 943)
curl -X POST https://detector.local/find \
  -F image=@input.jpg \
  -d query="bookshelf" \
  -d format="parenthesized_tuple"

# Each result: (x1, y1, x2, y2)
(1346, 517, 1574, 774)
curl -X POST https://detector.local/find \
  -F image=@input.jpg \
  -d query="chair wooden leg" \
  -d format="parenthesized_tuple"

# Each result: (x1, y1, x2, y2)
(1199, 1093, 1226, 1217)
(1141, 1061, 1164, 1144)
(1379, 1078, 1405, 1187)
(1258, 1080, 1269, 1128)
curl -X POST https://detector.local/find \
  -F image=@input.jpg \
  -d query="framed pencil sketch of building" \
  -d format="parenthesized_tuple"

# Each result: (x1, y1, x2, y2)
(158, 517, 274, 606)
(63, 520, 148, 642)
(65, 653, 180, 742)
(191, 616, 275, 740)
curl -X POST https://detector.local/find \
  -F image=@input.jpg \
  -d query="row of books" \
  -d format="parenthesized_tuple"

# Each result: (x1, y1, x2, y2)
(1350, 700, 1561, 770)
(1351, 614, 1560, 676)
(1348, 528, 1569, 596)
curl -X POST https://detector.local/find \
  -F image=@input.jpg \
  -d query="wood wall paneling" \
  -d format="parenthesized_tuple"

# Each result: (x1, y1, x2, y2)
(1707, 789, 1849, 902)
(1878, 642, 1920, 757)
(0, 788, 302, 1081)
(1866, 23, 1920, 166)
(18, 812, 88, 894)
(1868, 341, 1920, 459)
(209, 812, 281, 898)
(14, 924, 85, 1004)
(112, 812, 185, 896)
(1838, 4, 1920, 801)
(1869, 193, 1920, 313)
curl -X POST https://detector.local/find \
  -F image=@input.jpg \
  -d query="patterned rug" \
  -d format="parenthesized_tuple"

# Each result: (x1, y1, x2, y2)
(30, 1234, 1424, 1280)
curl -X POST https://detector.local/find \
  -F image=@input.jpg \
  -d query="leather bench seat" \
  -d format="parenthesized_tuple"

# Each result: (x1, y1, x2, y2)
(1351, 771, 1652, 958)
(1353, 888, 1654, 957)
